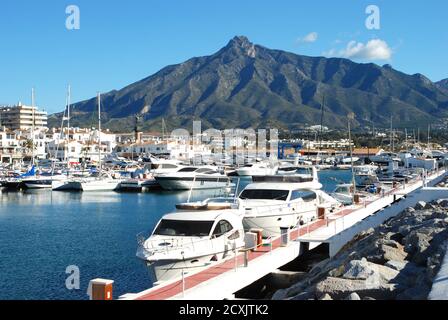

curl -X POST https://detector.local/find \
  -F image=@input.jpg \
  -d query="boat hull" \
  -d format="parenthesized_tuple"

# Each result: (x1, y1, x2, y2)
(243, 213, 300, 238)
(156, 177, 231, 191)
(52, 181, 82, 191)
(80, 180, 120, 191)
(24, 180, 53, 189)
(1, 181, 25, 190)
(145, 254, 217, 284)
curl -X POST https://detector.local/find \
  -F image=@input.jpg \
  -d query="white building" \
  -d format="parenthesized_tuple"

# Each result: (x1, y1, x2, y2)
(0, 103, 48, 130)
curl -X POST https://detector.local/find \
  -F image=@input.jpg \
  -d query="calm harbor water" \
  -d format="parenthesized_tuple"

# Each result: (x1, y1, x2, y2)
(0, 170, 351, 300)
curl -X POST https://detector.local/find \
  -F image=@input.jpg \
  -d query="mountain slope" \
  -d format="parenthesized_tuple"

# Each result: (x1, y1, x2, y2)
(436, 78, 448, 91)
(49, 36, 448, 131)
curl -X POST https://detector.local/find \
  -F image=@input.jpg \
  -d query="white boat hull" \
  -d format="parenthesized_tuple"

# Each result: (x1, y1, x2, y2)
(156, 178, 230, 191)
(236, 168, 277, 177)
(243, 213, 300, 238)
(145, 254, 217, 284)
(80, 180, 120, 191)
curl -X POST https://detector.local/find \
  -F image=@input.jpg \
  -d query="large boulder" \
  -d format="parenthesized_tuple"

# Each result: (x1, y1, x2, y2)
(342, 259, 375, 280)
(314, 277, 399, 300)
(385, 260, 408, 271)
(414, 201, 426, 210)
(345, 292, 361, 300)
(438, 199, 448, 208)
(318, 293, 333, 300)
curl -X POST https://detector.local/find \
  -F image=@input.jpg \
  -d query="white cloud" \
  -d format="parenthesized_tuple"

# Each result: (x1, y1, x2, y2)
(323, 38, 393, 61)
(297, 32, 318, 43)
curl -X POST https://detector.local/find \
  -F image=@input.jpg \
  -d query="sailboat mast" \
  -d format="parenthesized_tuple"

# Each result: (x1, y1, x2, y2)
(390, 116, 393, 153)
(319, 96, 324, 165)
(31, 87, 35, 166)
(348, 113, 356, 197)
(67, 85, 71, 132)
(98, 92, 102, 173)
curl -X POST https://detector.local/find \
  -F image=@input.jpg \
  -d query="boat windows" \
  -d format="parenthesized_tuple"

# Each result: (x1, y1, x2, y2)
(177, 167, 198, 172)
(154, 220, 214, 237)
(239, 189, 289, 201)
(212, 220, 233, 238)
(196, 168, 214, 173)
(290, 190, 317, 202)
(160, 164, 178, 169)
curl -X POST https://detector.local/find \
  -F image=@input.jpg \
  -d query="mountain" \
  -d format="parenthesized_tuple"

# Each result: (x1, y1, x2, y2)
(49, 36, 448, 131)
(436, 78, 448, 90)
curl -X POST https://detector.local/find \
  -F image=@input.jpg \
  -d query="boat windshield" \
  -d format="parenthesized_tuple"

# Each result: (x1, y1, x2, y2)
(154, 219, 214, 237)
(239, 189, 289, 201)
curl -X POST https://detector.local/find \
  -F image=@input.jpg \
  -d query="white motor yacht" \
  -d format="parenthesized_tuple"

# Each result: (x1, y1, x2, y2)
(136, 209, 245, 283)
(235, 160, 278, 177)
(354, 165, 379, 186)
(238, 167, 341, 237)
(53, 172, 121, 192)
(155, 166, 232, 191)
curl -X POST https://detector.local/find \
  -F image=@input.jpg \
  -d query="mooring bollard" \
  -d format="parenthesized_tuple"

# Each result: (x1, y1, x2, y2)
(87, 279, 114, 300)
(280, 227, 289, 247)
(244, 250, 249, 267)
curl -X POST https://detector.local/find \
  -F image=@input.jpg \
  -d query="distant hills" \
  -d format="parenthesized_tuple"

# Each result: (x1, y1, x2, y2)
(48, 36, 448, 131)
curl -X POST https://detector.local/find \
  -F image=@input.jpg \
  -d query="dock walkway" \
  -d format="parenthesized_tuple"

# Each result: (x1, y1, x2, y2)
(120, 169, 447, 300)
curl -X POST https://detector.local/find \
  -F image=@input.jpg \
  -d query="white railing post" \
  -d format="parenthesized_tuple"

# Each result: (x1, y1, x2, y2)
(182, 270, 185, 298)
(233, 240, 237, 271)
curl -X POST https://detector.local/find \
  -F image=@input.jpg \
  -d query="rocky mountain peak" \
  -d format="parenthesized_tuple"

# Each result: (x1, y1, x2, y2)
(226, 35, 256, 58)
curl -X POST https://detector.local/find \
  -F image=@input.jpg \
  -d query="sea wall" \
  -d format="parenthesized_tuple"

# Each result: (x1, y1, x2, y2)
(273, 194, 448, 300)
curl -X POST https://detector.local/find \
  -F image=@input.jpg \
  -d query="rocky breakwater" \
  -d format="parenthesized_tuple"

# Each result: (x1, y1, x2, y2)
(273, 199, 448, 300)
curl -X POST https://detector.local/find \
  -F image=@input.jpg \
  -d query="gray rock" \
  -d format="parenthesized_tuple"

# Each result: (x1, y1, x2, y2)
(345, 292, 361, 300)
(398, 225, 413, 237)
(414, 201, 427, 210)
(343, 259, 375, 280)
(315, 277, 398, 300)
(424, 203, 436, 210)
(439, 199, 448, 208)
(271, 289, 288, 300)
(380, 242, 407, 262)
(329, 265, 345, 278)
(405, 207, 416, 213)
(318, 293, 333, 300)
(290, 291, 315, 300)
(385, 260, 409, 271)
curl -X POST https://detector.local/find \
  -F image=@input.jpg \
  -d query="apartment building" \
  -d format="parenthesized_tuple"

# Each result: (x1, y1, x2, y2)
(0, 103, 48, 130)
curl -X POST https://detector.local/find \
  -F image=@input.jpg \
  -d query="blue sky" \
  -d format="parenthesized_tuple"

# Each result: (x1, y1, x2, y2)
(0, 0, 447, 114)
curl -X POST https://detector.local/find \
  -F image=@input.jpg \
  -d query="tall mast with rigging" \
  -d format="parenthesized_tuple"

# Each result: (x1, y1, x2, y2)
(348, 113, 356, 198)
(97, 92, 102, 174)
(31, 88, 35, 166)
